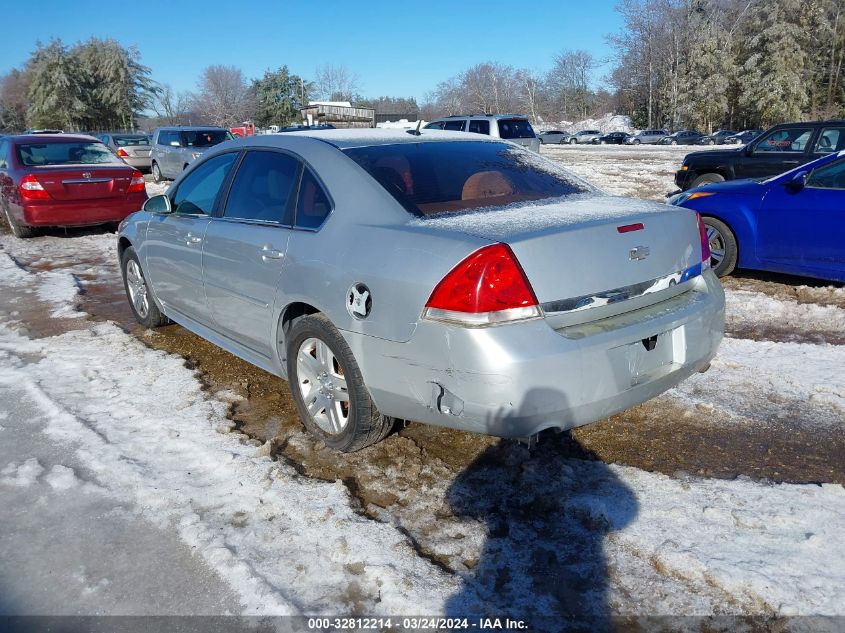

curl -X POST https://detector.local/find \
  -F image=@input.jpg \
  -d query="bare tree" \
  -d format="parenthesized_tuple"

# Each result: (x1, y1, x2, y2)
(312, 64, 360, 102)
(151, 82, 192, 126)
(191, 65, 254, 127)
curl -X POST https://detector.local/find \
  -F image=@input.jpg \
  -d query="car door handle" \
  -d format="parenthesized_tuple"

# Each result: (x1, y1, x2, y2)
(783, 160, 800, 165)
(185, 233, 203, 245)
(260, 246, 284, 260)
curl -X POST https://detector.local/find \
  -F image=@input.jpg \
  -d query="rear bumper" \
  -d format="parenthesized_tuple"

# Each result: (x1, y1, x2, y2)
(123, 156, 152, 169)
(343, 270, 724, 438)
(21, 194, 147, 227)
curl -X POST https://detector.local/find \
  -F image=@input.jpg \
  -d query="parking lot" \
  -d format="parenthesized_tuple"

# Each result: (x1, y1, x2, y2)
(1, 143, 844, 621)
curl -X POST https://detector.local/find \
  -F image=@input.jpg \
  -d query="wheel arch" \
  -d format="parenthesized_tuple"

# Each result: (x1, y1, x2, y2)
(276, 301, 322, 367)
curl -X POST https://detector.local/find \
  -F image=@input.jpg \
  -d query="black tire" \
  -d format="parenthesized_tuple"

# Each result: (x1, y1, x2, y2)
(702, 217, 738, 277)
(690, 173, 725, 188)
(151, 162, 163, 184)
(670, 139, 677, 145)
(121, 246, 169, 328)
(632, 139, 641, 145)
(287, 313, 393, 452)
(569, 137, 577, 145)
(3, 206, 36, 238)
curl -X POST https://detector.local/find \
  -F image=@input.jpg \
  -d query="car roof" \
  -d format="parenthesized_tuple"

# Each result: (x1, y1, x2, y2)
(266, 128, 502, 149)
(438, 114, 529, 120)
(9, 133, 99, 143)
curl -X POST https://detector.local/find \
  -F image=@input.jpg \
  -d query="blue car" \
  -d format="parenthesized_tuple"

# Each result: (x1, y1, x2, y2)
(670, 150, 845, 283)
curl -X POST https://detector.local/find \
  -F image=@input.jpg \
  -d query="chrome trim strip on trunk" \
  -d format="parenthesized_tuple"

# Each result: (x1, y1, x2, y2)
(62, 178, 113, 184)
(542, 265, 702, 315)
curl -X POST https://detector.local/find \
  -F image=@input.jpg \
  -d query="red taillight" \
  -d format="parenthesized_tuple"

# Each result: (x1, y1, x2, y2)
(127, 170, 145, 193)
(423, 243, 541, 326)
(696, 213, 711, 267)
(19, 174, 51, 201)
(617, 222, 644, 233)
(116, 148, 130, 158)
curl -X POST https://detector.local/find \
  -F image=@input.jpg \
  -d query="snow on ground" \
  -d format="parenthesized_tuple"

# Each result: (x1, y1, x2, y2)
(671, 336, 845, 429)
(0, 228, 845, 614)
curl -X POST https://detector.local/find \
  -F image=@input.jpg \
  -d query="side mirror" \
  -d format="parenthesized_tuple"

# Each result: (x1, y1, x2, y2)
(785, 171, 808, 193)
(744, 144, 754, 156)
(143, 194, 172, 214)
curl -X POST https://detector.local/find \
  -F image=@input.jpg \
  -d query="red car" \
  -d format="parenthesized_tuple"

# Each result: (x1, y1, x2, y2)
(0, 134, 148, 238)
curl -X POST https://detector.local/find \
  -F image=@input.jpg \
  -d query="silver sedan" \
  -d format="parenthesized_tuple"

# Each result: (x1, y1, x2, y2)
(118, 130, 724, 451)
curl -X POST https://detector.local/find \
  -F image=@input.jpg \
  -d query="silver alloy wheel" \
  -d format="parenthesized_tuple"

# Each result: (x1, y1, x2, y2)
(125, 259, 150, 319)
(296, 337, 350, 434)
(152, 163, 161, 182)
(706, 225, 726, 267)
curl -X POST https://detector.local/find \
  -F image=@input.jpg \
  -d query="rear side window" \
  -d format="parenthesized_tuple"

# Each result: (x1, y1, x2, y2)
(814, 127, 845, 154)
(172, 152, 238, 215)
(344, 140, 593, 217)
(16, 142, 123, 166)
(443, 120, 466, 132)
(497, 119, 535, 139)
(295, 168, 332, 229)
(468, 120, 490, 135)
(224, 151, 300, 224)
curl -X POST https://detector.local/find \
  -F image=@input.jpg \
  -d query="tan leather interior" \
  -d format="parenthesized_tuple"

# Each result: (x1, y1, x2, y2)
(461, 171, 515, 200)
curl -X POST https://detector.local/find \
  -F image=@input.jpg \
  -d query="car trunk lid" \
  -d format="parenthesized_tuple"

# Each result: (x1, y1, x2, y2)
(422, 195, 704, 327)
(28, 166, 134, 201)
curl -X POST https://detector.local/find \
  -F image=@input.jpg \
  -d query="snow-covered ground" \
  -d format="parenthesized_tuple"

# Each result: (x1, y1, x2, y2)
(0, 165, 843, 622)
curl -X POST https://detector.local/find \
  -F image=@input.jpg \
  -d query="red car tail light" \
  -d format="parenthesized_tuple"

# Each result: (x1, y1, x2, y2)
(127, 170, 146, 193)
(116, 148, 130, 158)
(696, 213, 711, 267)
(19, 174, 51, 201)
(423, 243, 541, 326)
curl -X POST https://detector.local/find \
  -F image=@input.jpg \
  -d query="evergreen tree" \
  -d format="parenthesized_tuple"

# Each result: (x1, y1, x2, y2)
(251, 66, 310, 127)
(27, 39, 86, 130)
(738, 0, 808, 125)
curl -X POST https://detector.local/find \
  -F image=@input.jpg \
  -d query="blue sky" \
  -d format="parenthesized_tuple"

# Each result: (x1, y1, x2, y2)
(0, 0, 622, 101)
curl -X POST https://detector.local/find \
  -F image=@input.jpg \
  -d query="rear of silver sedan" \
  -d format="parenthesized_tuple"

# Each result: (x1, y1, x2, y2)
(340, 195, 724, 439)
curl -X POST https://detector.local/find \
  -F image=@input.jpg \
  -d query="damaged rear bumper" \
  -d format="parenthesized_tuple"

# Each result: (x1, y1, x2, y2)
(341, 270, 725, 439)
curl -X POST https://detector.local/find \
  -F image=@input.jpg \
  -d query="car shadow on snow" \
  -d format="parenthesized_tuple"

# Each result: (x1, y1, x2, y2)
(443, 388, 639, 632)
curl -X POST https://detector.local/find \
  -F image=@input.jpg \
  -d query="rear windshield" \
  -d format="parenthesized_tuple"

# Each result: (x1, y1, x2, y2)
(180, 130, 232, 147)
(497, 119, 535, 139)
(343, 140, 592, 217)
(16, 142, 123, 166)
(113, 135, 150, 147)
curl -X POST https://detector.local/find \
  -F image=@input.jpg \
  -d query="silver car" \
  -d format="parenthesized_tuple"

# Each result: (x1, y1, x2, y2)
(424, 115, 541, 153)
(97, 133, 152, 171)
(569, 130, 602, 144)
(118, 130, 724, 452)
(538, 130, 572, 144)
(626, 129, 669, 145)
(150, 127, 233, 182)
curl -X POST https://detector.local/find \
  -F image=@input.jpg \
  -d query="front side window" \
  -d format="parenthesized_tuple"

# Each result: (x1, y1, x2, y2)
(344, 140, 593, 217)
(295, 168, 332, 229)
(806, 157, 845, 190)
(814, 127, 845, 154)
(224, 150, 300, 224)
(754, 128, 813, 153)
(181, 130, 232, 147)
(16, 141, 123, 166)
(172, 152, 238, 215)
(443, 120, 466, 132)
(469, 120, 490, 135)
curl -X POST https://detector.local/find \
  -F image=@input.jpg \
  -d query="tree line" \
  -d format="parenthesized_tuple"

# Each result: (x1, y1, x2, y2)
(2, 3, 842, 135)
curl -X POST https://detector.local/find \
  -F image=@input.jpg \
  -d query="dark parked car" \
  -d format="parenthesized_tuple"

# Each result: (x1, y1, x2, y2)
(699, 130, 736, 145)
(660, 130, 705, 145)
(670, 151, 845, 282)
(675, 120, 845, 190)
(593, 132, 632, 145)
(0, 133, 147, 238)
(724, 129, 764, 145)
(538, 130, 572, 144)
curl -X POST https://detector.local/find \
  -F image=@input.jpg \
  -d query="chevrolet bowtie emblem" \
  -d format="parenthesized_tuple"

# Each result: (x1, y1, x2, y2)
(629, 246, 650, 261)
